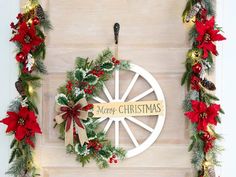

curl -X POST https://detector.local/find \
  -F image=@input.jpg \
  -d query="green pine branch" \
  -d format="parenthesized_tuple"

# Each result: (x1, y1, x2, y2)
(34, 59, 47, 74)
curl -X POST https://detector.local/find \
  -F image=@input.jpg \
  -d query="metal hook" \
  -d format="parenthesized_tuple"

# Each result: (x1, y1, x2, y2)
(114, 23, 120, 44)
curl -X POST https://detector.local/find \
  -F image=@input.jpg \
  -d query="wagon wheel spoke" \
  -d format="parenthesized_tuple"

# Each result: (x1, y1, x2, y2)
(121, 119, 139, 147)
(104, 119, 113, 133)
(93, 96, 107, 103)
(95, 117, 108, 124)
(128, 88, 154, 102)
(121, 73, 139, 102)
(115, 121, 119, 147)
(126, 116, 154, 132)
(103, 84, 113, 102)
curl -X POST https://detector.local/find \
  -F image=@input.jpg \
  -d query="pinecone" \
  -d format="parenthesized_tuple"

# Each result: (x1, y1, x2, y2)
(15, 79, 26, 96)
(185, 2, 202, 22)
(35, 5, 45, 21)
(208, 167, 216, 177)
(201, 78, 216, 91)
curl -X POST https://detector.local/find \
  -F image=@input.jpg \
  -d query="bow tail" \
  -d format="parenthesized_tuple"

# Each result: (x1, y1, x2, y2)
(75, 122, 88, 145)
(65, 120, 74, 146)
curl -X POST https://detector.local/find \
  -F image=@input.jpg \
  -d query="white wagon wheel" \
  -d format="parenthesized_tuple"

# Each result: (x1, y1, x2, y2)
(93, 63, 166, 158)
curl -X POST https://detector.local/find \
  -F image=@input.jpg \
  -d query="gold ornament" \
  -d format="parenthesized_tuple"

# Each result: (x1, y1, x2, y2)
(203, 161, 216, 177)
(204, 161, 212, 168)
(187, 49, 202, 63)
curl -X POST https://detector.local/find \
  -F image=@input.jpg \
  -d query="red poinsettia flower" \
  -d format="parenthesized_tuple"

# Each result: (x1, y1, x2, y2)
(0, 107, 42, 147)
(195, 16, 226, 59)
(10, 22, 44, 55)
(185, 100, 220, 131)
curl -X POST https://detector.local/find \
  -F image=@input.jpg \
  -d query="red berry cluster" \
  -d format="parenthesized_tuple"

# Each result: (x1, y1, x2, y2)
(112, 57, 120, 65)
(90, 69, 104, 77)
(109, 154, 118, 164)
(87, 140, 103, 151)
(66, 81, 73, 93)
(82, 104, 94, 111)
(84, 85, 95, 95)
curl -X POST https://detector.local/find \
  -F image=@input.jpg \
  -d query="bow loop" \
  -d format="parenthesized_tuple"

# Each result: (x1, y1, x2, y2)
(55, 97, 91, 146)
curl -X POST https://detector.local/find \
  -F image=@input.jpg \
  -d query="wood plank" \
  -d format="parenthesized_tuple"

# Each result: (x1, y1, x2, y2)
(36, 145, 191, 168)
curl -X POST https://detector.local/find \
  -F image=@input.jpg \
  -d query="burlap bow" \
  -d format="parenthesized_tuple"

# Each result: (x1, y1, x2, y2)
(55, 98, 89, 146)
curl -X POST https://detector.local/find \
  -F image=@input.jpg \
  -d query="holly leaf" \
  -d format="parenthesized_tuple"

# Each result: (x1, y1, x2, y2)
(101, 62, 114, 72)
(74, 68, 86, 81)
(56, 94, 68, 105)
(84, 74, 98, 85)
(74, 93, 84, 103)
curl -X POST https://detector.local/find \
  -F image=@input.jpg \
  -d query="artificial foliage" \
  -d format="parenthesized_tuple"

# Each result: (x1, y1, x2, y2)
(0, 0, 51, 176)
(182, 0, 225, 177)
(55, 49, 128, 168)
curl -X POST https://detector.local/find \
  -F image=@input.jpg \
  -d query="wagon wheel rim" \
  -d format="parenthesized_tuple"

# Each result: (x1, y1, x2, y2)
(92, 63, 166, 158)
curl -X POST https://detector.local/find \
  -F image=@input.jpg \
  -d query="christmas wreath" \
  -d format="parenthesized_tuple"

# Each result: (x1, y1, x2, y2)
(182, 0, 226, 177)
(0, 0, 51, 176)
(54, 49, 129, 168)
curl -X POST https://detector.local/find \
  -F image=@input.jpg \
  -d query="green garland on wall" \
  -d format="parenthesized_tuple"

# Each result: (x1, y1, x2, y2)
(182, 0, 226, 177)
(0, 0, 51, 176)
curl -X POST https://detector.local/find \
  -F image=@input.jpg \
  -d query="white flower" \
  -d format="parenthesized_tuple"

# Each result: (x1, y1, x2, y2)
(26, 54, 35, 72)
(21, 97, 28, 107)
(74, 87, 85, 97)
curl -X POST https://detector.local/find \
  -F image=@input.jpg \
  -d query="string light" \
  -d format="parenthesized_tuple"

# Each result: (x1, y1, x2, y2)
(28, 84, 34, 95)
(204, 161, 212, 168)
(24, 0, 38, 13)
(207, 125, 216, 136)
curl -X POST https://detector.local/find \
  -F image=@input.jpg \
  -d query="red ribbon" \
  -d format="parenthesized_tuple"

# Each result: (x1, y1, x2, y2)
(60, 103, 84, 132)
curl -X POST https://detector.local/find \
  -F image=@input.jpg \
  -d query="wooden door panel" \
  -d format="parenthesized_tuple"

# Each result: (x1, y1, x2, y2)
(47, 0, 187, 47)
(42, 168, 191, 177)
(20, 0, 193, 176)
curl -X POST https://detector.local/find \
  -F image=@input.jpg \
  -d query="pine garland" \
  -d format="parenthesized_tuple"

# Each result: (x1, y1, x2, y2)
(182, 0, 226, 177)
(0, 1, 51, 176)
